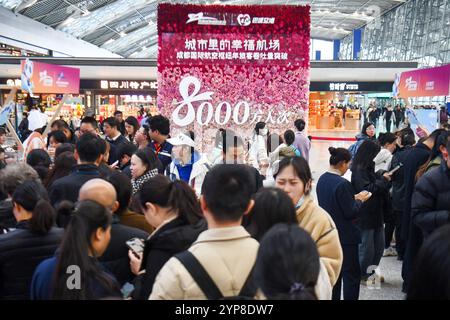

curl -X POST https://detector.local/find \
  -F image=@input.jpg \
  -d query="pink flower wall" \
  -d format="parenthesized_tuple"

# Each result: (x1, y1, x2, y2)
(158, 3, 310, 151)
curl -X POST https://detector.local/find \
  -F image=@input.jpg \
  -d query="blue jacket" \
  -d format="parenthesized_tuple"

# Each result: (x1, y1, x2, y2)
(31, 256, 122, 300)
(149, 140, 173, 174)
(317, 172, 362, 245)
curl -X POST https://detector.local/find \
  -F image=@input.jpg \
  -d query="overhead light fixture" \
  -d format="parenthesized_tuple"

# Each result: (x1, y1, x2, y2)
(120, 31, 126, 37)
(82, 10, 90, 16)
(104, 38, 115, 45)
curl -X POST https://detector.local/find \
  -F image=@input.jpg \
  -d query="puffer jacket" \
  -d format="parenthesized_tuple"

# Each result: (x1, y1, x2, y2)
(0, 220, 64, 299)
(412, 161, 450, 237)
(149, 226, 259, 300)
(296, 196, 343, 287)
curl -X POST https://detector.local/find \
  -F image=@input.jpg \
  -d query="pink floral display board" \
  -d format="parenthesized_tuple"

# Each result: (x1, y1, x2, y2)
(158, 3, 311, 152)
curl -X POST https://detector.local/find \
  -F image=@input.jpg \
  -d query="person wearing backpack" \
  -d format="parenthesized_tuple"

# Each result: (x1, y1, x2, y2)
(348, 123, 376, 160)
(149, 164, 259, 300)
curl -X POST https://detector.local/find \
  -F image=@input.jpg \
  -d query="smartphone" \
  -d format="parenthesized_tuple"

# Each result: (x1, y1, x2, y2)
(126, 238, 145, 258)
(388, 163, 403, 175)
(111, 160, 119, 167)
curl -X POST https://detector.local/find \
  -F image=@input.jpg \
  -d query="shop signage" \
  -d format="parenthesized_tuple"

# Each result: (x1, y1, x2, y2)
(20, 59, 80, 94)
(99, 80, 157, 90)
(329, 82, 359, 91)
(311, 82, 393, 92)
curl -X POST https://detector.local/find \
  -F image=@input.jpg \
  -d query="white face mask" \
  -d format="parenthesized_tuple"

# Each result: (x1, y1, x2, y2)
(259, 128, 268, 136)
(295, 195, 306, 209)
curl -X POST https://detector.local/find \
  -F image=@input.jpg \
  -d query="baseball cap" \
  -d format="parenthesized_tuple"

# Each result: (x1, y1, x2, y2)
(167, 133, 195, 148)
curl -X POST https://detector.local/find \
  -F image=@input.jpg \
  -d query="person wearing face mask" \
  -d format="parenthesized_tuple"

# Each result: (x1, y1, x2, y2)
(248, 122, 269, 174)
(317, 148, 372, 300)
(374, 133, 398, 172)
(348, 123, 377, 160)
(274, 156, 343, 287)
(165, 133, 210, 198)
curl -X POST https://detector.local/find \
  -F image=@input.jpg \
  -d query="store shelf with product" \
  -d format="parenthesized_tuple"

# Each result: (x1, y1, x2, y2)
(308, 100, 344, 130)
(43, 95, 85, 126)
(344, 109, 360, 130)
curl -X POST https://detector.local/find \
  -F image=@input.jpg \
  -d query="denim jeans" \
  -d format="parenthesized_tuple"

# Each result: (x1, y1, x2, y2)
(359, 227, 385, 279)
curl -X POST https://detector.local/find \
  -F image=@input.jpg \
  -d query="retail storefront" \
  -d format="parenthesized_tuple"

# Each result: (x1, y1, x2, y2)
(308, 81, 393, 131)
(1, 78, 158, 126)
(81, 79, 158, 120)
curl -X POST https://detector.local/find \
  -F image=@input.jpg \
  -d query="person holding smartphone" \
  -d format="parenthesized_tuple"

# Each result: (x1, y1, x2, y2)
(351, 140, 392, 285)
(128, 175, 206, 300)
(317, 147, 371, 300)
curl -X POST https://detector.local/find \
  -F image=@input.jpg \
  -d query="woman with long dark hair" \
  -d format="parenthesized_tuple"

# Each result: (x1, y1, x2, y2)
(129, 175, 206, 299)
(31, 200, 121, 300)
(44, 152, 77, 189)
(245, 188, 332, 299)
(255, 223, 321, 300)
(349, 122, 377, 159)
(125, 116, 140, 144)
(0, 181, 63, 299)
(351, 140, 391, 284)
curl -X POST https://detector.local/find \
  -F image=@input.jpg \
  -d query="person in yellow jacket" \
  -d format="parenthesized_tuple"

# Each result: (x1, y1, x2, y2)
(274, 156, 343, 286)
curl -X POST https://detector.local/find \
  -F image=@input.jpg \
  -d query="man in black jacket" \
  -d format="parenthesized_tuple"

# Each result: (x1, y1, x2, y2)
(114, 110, 126, 136)
(103, 117, 129, 165)
(401, 129, 446, 292)
(412, 138, 450, 237)
(78, 178, 148, 287)
(48, 133, 103, 207)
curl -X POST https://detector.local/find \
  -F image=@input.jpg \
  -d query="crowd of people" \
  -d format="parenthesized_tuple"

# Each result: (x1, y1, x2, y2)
(0, 107, 449, 300)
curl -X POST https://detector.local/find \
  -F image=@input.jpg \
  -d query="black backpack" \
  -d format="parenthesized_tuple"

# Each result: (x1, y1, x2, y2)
(175, 250, 257, 300)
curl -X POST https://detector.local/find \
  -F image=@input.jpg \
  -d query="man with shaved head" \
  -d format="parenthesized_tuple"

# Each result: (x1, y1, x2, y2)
(79, 178, 118, 211)
(79, 178, 148, 286)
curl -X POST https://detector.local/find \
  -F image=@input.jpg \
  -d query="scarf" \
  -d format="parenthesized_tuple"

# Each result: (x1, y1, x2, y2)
(131, 168, 159, 195)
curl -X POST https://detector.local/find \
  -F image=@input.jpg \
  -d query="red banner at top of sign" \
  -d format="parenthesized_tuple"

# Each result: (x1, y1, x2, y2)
(158, 3, 310, 35)
(20, 59, 80, 95)
(398, 64, 450, 98)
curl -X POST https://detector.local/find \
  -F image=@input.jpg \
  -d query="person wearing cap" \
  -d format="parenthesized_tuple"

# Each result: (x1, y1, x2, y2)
(166, 132, 210, 197)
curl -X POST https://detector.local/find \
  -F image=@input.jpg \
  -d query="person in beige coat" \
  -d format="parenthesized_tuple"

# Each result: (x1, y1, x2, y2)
(274, 157, 343, 286)
(150, 164, 259, 300)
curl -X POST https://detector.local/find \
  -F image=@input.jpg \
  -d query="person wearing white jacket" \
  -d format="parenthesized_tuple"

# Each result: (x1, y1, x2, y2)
(248, 122, 269, 174)
(374, 132, 398, 172)
(166, 133, 210, 198)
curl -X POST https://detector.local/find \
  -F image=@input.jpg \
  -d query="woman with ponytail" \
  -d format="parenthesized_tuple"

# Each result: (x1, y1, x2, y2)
(254, 223, 323, 300)
(0, 181, 63, 299)
(31, 200, 121, 300)
(129, 175, 207, 300)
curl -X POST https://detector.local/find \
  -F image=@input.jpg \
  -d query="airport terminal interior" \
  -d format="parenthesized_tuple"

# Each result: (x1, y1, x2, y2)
(0, 0, 449, 302)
